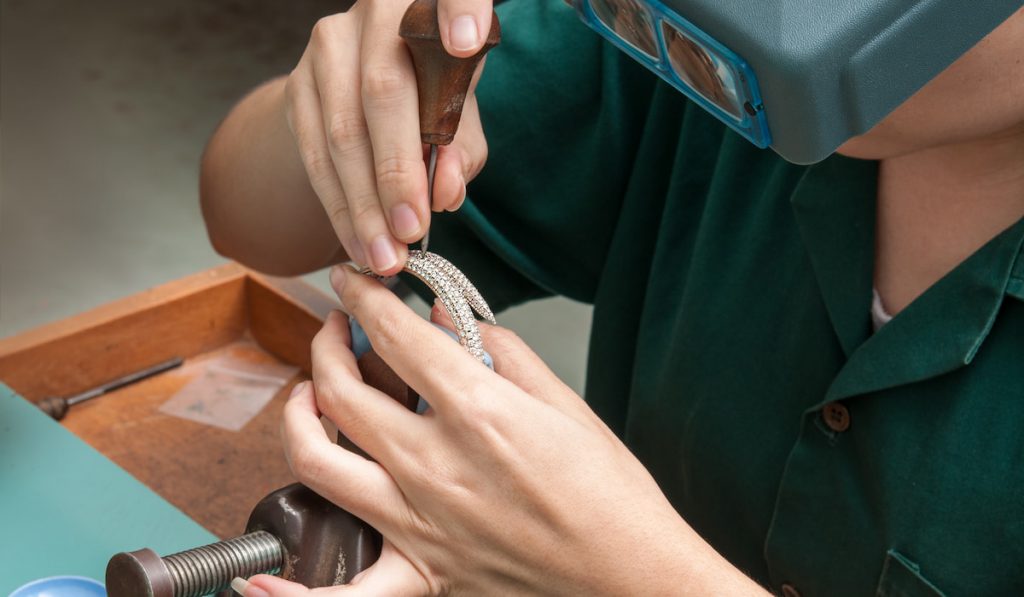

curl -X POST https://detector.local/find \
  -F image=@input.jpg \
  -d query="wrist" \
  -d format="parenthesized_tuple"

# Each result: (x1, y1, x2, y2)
(584, 505, 765, 596)
(652, 520, 767, 596)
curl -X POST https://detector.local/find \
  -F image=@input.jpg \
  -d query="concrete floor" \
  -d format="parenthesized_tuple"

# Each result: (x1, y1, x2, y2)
(0, 0, 592, 392)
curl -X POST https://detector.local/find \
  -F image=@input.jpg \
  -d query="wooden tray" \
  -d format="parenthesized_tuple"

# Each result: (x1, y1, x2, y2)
(0, 264, 338, 539)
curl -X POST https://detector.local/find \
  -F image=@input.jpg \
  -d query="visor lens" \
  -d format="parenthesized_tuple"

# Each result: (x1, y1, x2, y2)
(662, 21, 743, 119)
(588, 0, 658, 59)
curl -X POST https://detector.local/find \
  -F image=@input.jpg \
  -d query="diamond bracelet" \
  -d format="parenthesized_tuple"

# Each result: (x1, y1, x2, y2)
(360, 250, 495, 363)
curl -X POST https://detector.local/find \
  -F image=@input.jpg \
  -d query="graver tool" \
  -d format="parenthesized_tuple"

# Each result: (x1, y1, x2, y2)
(37, 357, 183, 421)
(400, 0, 501, 252)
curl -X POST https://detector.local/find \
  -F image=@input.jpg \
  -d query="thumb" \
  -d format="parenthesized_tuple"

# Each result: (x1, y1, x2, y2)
(240, 542, 429, 596)
(432, 96, 487, 212)
(437, 0, 495, 57)
(236, 575, 308, 596)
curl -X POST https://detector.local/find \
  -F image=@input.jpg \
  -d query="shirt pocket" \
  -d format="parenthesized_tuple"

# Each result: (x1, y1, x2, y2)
(875, 550, 945, 597)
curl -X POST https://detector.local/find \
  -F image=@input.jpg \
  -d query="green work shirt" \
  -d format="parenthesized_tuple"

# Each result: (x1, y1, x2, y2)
(421, 3, 1024, 595)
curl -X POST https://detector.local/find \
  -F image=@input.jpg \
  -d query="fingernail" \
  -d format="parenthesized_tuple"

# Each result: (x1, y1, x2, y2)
(289, 380, 308, 399)
(330, 265, 347, 292)
(431, 298, 443, 319)
(230, 577, 268, 597)
(450, 16, 479, 52)
(370, 235, 398, 271)
(391, 202, 421, 239)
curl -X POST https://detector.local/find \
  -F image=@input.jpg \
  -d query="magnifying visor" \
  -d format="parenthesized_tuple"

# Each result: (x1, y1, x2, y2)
(570, 0, 1021, 164)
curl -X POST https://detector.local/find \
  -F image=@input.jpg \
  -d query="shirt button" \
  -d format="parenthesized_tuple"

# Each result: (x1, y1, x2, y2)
(822, 401, 851, 432)
(781, 583, 800, 597)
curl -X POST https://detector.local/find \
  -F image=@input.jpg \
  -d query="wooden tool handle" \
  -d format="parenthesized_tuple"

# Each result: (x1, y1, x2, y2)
(400, 0, 501, 145)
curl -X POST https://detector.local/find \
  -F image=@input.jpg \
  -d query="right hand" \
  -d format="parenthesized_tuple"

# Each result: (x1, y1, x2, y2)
(285, 0, 494, 275)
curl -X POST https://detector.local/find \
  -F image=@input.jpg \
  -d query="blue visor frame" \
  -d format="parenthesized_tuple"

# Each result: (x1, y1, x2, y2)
(571, 0, 772, 148)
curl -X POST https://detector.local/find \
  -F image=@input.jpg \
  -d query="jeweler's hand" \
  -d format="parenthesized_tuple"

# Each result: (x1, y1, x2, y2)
(285, 0, 492, 275)
(239, 266, 766, 596)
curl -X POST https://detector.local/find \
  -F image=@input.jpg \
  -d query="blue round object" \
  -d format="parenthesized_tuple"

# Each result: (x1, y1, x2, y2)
(8, 576, 106, 597)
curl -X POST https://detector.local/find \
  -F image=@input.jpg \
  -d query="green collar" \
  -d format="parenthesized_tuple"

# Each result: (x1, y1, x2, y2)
(790, 155, 877, 357)
(790, 154, 1024, 405)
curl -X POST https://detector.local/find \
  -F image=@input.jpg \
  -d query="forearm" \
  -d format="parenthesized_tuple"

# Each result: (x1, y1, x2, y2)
(199, 77, 345, 276)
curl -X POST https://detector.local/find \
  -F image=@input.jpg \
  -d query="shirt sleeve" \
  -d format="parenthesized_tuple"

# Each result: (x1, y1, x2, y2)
(418, 0, 660, 311)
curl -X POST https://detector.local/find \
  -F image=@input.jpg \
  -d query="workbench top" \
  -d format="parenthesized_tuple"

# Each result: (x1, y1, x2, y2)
(0, 382, 217, 593)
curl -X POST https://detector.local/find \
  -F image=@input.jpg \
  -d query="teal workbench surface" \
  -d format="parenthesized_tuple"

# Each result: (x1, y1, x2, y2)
(0, 384, 217, 594)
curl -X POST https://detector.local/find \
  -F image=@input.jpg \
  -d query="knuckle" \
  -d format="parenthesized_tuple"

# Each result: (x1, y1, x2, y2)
(367, 309, 405, 351)
(311, 16, 339, 46)
(311, 321, 346, 369)
(283, 74, 300, 111)
(340, 289, 364, 321)
(288, 442, 326, 483)
(483, 325, 521, 351)
(468, 138, 489, 179)
(416, 453, 461, 496)
(311, 320, 334, 354)
(313, 372, 343, 404)
(323, 199, 352, 229)
(312, 374, 358, 424)
(460, 399, 495, 426)
(281, 394, 302, 427)
(461, 409, 512, 452)
(326, 111, 369, 152)
(375, 156, 422, 199)
(347, 196, 382, 225)
(299, 145, 334, 182)
(454, 132, 488, 181)
(361, 66, 408, 103)
(308, 167, 340, 196)
(476, 139, 489, 173)
(448, 379, 500, 423)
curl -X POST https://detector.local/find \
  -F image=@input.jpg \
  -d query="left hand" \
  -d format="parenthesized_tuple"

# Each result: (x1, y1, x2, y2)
(240, 265, 759, 596)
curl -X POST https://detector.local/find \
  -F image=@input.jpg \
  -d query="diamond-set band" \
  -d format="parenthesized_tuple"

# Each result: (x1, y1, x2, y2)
(359, 250, 495, 363)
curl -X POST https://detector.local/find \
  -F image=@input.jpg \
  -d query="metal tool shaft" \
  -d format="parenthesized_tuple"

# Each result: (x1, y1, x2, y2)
(37, 356, 184, 420)
(422, 143, 438, 253)
(67, 357, 184, 406)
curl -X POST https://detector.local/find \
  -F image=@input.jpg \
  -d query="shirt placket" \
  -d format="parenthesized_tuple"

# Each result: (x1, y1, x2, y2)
(762, 159, 1024, 594)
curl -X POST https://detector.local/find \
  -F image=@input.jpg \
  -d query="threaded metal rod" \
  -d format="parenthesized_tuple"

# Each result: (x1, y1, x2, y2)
(107, 530, 285, 597)
(163, 531, 283, 597)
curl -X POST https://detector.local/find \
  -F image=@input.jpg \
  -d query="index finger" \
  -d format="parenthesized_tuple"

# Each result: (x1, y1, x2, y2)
(361, 0, 430, 244)
(329, 265, 492, 412)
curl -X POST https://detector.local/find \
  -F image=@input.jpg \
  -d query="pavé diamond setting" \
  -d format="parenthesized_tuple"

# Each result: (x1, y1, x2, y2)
(360, 250, 495, 363)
